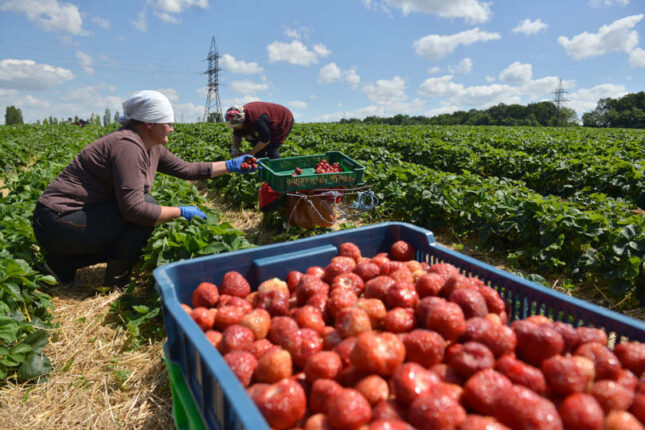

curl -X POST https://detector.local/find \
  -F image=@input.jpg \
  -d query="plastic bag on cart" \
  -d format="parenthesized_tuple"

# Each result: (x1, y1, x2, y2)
(285, 190, 339, 228)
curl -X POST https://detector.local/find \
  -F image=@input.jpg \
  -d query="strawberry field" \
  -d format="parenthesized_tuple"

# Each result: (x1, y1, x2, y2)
(0, 122, 643, 422)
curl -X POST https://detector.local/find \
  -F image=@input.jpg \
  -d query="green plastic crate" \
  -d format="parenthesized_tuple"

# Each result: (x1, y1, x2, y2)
(164, 343, 207, 430)
(258, 151, 365, 193)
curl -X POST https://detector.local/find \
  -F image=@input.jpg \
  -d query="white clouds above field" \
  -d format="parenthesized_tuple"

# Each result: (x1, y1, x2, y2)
(1, 1, 643, 124)
(413, 28, 501, 60)
(220, 54, 264, 75)
(588, 0, 630, 8)
(315, 76, 425, 121)
(558, 14, 642, 60)
(566, 83, 627, 113)
(0, 0, 83, 35)
(318, 63, 361, 88)
(499, 62, 532, 84)
(267, 40, 331, 66)
(75, 51, 94, 75)
(628, 48, 645, 67)
(418, 67, 578, 112)
(364, 0, 493, 23)
(512, 18, 548, 35)
(230, 80, 269, 94)
(0, 59, 74, 90)
(149, 0, 209, 24)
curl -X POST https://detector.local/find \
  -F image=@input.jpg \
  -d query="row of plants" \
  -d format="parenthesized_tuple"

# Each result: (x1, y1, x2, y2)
(167, 123, 644, 306)
(284, 124, 645, 207)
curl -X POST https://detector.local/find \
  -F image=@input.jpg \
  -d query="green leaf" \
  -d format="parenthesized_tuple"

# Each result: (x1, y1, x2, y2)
(23, 330, 49, 353)
(132, 305, 150, 314)
(39, 275, 57, 285)
(17, 352, 51, 381)
(0, 316, 19, 343)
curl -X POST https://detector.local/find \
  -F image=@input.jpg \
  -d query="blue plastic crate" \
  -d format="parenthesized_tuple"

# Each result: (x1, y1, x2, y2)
(153, 221, 645, 430)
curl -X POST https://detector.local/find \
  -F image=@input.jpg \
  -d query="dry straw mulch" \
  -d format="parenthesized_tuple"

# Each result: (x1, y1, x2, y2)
(0, 268, 174, 430)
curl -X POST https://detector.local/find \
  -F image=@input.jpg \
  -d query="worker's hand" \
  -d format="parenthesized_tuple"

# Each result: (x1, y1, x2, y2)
(230, 147, 239, 157)
(225, 154, 259, 174)
(179, 206, 206, 221)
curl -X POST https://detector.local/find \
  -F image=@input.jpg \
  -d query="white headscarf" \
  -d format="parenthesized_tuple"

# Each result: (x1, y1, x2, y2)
(118, 90, 174, 124)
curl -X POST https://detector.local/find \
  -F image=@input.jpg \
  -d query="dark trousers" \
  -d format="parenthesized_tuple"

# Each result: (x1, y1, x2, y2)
(32, 195, 157, 286)
(255, 141, 282, 159)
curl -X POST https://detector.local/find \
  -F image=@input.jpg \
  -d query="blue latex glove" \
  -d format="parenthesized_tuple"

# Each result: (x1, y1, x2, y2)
(225, 154, 259, 174)
(179, 206, 206, 221)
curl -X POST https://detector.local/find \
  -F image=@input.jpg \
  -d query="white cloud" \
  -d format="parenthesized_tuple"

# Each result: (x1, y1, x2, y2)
(362, 76, 408, 104)
(313, 44, 332, 58)
(53, 84, 122, 123)
(628, 47, 645, 67)
(589, 0, 629, 7)
(222, 96, 261, 108)
(418, 75, 466, 97)
(319, 63, 342, 83)
(75, 51, 94, 75)
(220, 54, 263, 75)
(230, 80, 269, 94)
(0, 0, 83, 35)
(267, 40, 318, 66)
(133, 10, 147, 32)
(0, 59, 75, 90)
(428, 66, 442, 74)
(499, 61, 532, 84)
(413, 28, 501, 60)
(172, 102, 203, 123)
(365, 0, 492, 23)
(558, 14, 642, 60)
(156, 88, 179, 102)
(149, 0, 209, 23)
(284, 26, 309, 40)
(316, 98, 426, 122)
(319, 63, 361, 88)
(567, 83, 627, 113)
(289, 100, 307, 109)
(417, 73, 603, 116)
(91, 17, 110, 30)
(521, 76, 574, 98)
(512, 18, 548, 35)
(345, 68, 361, 88)
(451, 58, 473, 74)
(419, 75, 520, 108)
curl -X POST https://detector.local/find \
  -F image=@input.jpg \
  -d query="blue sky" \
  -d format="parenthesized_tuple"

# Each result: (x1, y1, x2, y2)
(0, 0, 643, 124)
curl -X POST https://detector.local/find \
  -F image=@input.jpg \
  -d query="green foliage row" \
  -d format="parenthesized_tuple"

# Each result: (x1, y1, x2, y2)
(168, 122, 645, 304)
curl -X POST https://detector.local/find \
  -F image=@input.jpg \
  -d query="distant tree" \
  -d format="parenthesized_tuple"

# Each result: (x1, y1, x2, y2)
(103, 108, 111, 127)
(114, 111, 120, 124)
(5, 106, 24, 125)
(89, 113, 101, 126)
(583, 92, 645, 128)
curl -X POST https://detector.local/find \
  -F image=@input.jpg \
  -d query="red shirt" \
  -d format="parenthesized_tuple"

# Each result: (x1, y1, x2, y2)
(235, 102, 293, 144)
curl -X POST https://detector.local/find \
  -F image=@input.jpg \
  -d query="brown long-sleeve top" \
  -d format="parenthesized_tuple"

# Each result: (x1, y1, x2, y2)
(38, 128, 212, 226)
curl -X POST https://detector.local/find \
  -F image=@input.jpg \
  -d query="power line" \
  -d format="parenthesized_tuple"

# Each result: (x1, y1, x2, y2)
(203, 36, 223, 123)
(553, 79, 568, 111)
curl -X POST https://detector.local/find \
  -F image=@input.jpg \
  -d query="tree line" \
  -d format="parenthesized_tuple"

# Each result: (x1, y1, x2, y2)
(3, 107, 120, 127)
(582, 91, 645, 128)
(4, 92, 644, 128)
(342, 101, 578, 127)
(340, 92, 644, 129)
